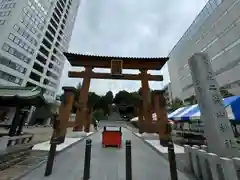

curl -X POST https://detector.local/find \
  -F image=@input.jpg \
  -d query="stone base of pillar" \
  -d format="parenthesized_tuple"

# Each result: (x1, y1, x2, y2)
(73, 126, 83, 132)
(84, 127, 90, 133)
(141, 132, 158, 138)
(138, 128, 144, 134)
(84, 115, 91, 133)
(70, 131, 87, 138)
(159, 138, 169, 147)
(138, 121, 144, 134)
(145, 122, 156, 133)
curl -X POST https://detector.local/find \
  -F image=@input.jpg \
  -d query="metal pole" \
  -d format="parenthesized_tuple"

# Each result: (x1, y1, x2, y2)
(44, 143, 57, 176)
(44, 114, 60, 177)
(125, 140, 132, 180)
(168, 141, 178, 180)
(83, 139, 92, 180)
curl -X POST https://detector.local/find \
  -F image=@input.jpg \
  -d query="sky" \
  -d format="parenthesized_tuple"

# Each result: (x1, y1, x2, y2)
(59, 0, 207, 96)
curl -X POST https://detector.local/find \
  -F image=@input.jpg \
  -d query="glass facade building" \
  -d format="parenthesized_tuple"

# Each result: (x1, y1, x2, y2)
(168, 0, 240, 100)
(0, 0, 80, 100)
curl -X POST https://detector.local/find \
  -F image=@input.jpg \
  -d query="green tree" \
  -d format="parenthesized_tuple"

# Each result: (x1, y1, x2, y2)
(169, 98, 184, 111)
(184, 95, 197, 105)
(130, 91, 141, 106)
(88, 92, 101, 109)
(129, 91, 141, 116)
(113, 90, 142, 117)
(74, 82, 82, 102)
(92, 109, 105, 121)
(95, 95, 109, 115)
(105, 91, 114, 103)
(113, 90, 132, 105)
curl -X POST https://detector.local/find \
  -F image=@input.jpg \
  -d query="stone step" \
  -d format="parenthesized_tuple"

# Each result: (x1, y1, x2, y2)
(0, 150, 48, 180)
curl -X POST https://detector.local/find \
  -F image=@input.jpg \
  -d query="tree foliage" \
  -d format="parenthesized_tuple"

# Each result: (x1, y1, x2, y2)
(184, 95, 197, 105)
(88, 92, 101, 109)
(105, 91, 114, 104)
(169, 98, 184, 112)
(57, 81, 236, 121)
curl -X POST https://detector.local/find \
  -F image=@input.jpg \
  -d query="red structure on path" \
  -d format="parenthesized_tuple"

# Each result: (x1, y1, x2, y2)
(102, 126, 122, 148)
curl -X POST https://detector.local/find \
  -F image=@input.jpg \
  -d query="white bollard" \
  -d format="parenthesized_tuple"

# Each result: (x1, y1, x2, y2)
(197, 149, 210, 180)
(220, 157, 238, 180)
(184, 145, 193, 172)
(0, 136, 9, 152)
(206, 153, 221, 180)
(191, 145, 201, 178)
(232, 157, 240, 179)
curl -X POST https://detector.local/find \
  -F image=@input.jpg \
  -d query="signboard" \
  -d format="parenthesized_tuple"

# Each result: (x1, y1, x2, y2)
(188, 53, 238, 157)
(111, 60, 123, 76)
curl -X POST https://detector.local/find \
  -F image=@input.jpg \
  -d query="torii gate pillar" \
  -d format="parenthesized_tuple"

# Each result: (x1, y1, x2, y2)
(138, 103, 144, 134)
(140, 69, 152, 133)
(73, 67, 92, 132)
(153, 90, 170, 147)
(52, 87, 77, 144)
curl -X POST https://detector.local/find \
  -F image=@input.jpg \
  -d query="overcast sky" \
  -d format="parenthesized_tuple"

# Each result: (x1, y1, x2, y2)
(59, 0, 207, 95)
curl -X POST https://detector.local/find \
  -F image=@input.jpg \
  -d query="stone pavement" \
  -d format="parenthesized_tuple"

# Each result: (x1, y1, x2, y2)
(133, 132, 197, 179)
(21, 128, 193, 180)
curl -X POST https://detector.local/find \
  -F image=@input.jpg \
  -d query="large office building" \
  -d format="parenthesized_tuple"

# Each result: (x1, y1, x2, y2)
(162, 83, 173, 105)
(0, 0, 80, 100)
(168, 0, 240, 100)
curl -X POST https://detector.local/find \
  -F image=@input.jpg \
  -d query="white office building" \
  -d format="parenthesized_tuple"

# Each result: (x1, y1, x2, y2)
(168, 0, 240, 100)
(162, 83, 173, 105)
(0, 0, 80, 100)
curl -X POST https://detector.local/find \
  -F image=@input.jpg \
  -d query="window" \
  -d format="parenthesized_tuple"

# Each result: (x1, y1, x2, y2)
(2, 43, 10, 51)
(8, 47, 14, 54)
(30, 27, 36, 34)
(23, 44, 28, 51)
(2, 43, 31, 63)
(0, 3, 16, 9)
(19, 41, 24, 48)
(0, 20, 5, 25)
(8, 33, 14, 40)
(22, 7, 45, 31)
(0, 10, 11, 17)
(0, 56, 26, 74)
(0, 70, 23, 85)
(13, 37, 20, 44)
(23, 32, 29, 39)
(13, 24, 20, 31)
(13, 24, 38, 47)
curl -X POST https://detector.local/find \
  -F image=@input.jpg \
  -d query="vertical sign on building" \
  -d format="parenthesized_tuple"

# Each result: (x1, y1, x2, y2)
(111, 60, 123, 76)
(188, 53, 238, 157)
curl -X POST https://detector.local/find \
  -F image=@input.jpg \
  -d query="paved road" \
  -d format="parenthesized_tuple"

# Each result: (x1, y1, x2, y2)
(21, 128, 192, 180)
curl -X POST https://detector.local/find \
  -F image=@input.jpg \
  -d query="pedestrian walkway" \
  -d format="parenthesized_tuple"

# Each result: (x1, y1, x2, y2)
(21, 128, 193, 180)
(134, 132, 185, 154)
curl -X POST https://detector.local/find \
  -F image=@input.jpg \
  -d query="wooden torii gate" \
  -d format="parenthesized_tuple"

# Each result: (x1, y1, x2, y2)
(63, 53, 170, 145)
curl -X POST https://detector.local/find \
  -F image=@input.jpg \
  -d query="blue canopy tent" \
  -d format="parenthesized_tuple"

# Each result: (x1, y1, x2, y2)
(168, 96, 240, 123)
(168, 106, 191, 120)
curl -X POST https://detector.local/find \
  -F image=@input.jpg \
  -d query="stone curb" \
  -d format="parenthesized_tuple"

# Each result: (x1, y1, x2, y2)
(12, 132, 96, 180)
(131, 131, 167, 158)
